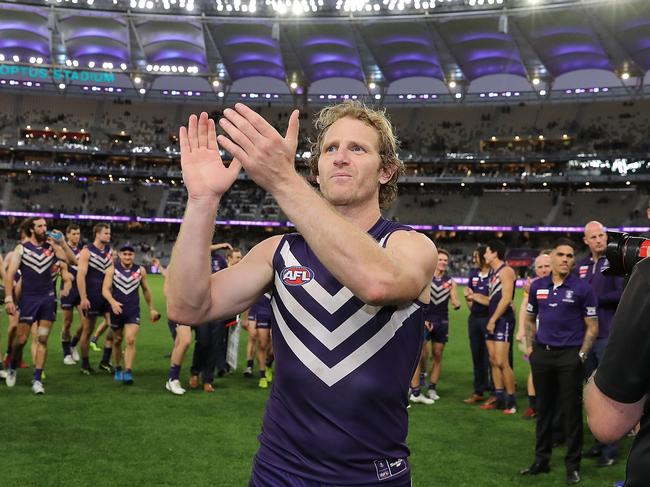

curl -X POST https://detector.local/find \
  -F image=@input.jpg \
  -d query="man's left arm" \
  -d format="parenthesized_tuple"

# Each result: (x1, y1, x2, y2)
(139, 267, 160, 322)
(216, 104, 437, 306)
(48, 231, 77, 265)
(450, 279, 461, 310)
(579, 288, 599, 358)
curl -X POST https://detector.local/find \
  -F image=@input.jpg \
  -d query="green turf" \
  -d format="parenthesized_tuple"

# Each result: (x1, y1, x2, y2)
(0, 277, 628, 486)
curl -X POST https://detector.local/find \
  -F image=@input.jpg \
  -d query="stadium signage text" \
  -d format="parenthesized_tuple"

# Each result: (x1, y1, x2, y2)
(0, 64, 115, 84)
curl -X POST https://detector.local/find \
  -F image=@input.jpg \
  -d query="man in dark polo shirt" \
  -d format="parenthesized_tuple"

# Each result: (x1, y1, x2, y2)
(576, 221, 625, 466)
(520, 238, 598, 485)
(585, 257, 650, 487)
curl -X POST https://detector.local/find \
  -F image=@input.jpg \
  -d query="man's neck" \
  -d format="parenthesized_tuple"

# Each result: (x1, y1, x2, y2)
(29, 236, 40, 246)
(490, 258, 504, 271)
(480, 264, 490, 274)
(434, 270, 445, 279)
(333, 201, 382, 233)
(94, 239, 106, 250)
(591, 250, 604, 262)
(551, 270, 568, 286)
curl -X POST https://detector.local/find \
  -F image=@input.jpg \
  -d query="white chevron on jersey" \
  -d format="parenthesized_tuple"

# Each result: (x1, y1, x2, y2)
(272, 296, 420, 387)
(273, 272, 381, 350)
(113, 269, 141, 295)
(21, 246, 56, 274)
(280, 242, 354, 314)
(89, 252, 112, 274)
(489, 277, 502, 300)
(430, 281, 451, 305)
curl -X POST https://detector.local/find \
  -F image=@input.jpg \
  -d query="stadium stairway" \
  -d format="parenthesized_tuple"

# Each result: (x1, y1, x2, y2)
(1, 180, 12, 210)
(463, 197, 480, 225)
(543, 194, 565, 226)
(156, 188, 170, 217)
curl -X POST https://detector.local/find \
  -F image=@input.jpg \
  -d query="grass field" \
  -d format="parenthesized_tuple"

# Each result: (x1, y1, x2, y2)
(0, 276, 628, 486)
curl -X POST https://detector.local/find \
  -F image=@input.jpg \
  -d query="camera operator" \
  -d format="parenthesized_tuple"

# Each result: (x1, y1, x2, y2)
(576, 221, 625, 466)
(585, 256, 650, 487)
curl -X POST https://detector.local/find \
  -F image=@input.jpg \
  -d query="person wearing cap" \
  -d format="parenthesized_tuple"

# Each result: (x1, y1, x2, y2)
(520, 238, 599, 485)
(576, 221, 625, 467)
(102, 244, 160, 385)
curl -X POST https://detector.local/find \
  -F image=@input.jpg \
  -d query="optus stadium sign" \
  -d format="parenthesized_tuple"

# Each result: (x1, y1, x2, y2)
(0, 64, 115, 84)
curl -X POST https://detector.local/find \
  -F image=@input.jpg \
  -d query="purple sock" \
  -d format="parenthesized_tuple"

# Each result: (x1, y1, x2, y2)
(62, 341, 71, 356)
(101, 347, 112, 364)
(259, 369, 266, 378)
(507, 394, 517, 409)
(169, 364, 181, 381)
(10, 354, 20, 370)
(82, 356, 90, 369)
(34, 368, 43, 382)
(70, 337, 79, 347)
(412, 387, 421, 397)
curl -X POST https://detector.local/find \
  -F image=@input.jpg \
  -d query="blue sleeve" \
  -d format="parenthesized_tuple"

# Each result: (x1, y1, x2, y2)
(581, 285, 598, 319)
(526, 282, 538, 315)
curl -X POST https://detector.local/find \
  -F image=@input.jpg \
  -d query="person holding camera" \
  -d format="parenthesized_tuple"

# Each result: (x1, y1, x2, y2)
(520, 238, 598, 485)
(585, 255, 650, 487)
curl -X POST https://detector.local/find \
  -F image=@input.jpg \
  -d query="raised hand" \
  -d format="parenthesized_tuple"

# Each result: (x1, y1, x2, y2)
(216, 103, 299, 193)
(179, 112, 241, 202)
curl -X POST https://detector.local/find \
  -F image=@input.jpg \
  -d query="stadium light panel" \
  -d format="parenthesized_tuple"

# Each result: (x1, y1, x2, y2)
(290, 81, 298, 90)
(212, 80, 220, 87)
(0, 54, 4, 61)
(368, 82, 376, 90)
(58, 83, 65, 89)
(139, 88, 146, 94)
(12, 55, 19, 62)
(134, 76, 142, 84)
(89, 61, 96, 68)
(532, 77, 540, 85)
(454, 93, 462, 99)
(448, 81, 456, 88)
(621, 72, 630, 80)
(29, 57, 36, 64)
(539, 89, 547, 96)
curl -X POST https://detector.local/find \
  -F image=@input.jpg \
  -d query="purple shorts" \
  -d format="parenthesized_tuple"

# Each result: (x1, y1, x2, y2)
(251, 312, 272, 330)
(249, 457, 411, 487)
(60, 288, 81, 310)
(87, 292, 110, 317)
(424, 319, 448, 343)
(19, 294, 56, 323)
(485, 317, 514, 343)
(110, 311, 140, 328)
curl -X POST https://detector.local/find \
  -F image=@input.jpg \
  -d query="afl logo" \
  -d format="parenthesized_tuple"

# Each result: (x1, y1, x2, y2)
(281, 266, 314, 286)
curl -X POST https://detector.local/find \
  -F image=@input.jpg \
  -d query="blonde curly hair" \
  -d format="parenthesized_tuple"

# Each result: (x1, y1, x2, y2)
(307, 101, 404, 209)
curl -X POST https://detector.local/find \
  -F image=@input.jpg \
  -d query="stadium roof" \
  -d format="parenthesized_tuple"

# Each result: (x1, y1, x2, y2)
(0, 0, 649, 98)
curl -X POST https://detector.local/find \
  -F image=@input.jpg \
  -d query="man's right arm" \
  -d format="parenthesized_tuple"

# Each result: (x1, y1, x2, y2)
(4, 245, 22, 314)
(586, 259, 650, 442)
(168, 234, 278, 324)
(167, 112, 272, 325)
(76, 249, 90, 306)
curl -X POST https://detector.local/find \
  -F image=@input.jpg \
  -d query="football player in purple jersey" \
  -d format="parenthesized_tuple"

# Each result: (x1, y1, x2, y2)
(76, 223, 114, 375)
(102, 245, 160, 384)
(168, 101, 437, 486)
(4, 217, 78, 393)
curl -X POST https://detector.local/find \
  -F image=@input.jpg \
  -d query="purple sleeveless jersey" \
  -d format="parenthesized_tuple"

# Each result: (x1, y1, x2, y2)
(426, 274, 452, 322)
(488, 263, 515, 320)
(60, 244, 82, 290)
(256, 218, 424, 484)
(85, 243, 113, 294)
(111, 261, 142, 316)
(20, 242, 57, 297)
